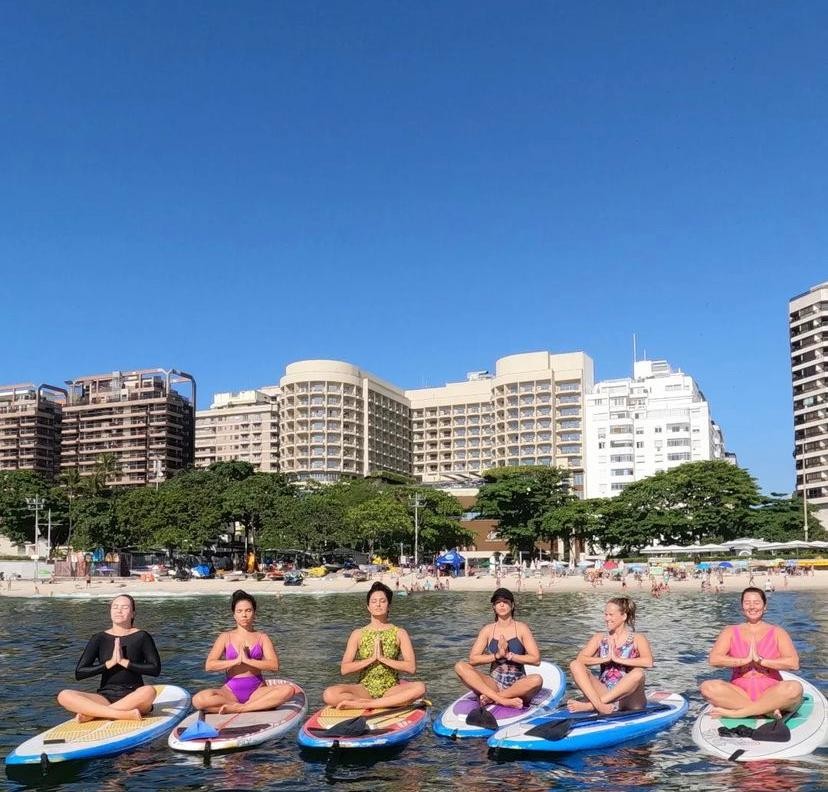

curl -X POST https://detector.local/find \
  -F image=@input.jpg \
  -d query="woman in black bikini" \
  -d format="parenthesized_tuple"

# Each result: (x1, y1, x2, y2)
(57, 594, 160, 722)
(453, 588, 542, 708)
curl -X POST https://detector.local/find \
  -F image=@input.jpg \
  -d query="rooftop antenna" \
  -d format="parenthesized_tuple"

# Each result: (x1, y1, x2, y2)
(632, 333, 637, 376)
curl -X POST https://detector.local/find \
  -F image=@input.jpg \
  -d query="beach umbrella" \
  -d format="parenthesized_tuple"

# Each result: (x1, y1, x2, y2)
(602, 560, 619, 570)
(718, 561, 734, 569)
(697, 561, 712, 570)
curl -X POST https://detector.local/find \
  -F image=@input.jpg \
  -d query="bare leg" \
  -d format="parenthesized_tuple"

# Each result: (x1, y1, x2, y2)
(192, 688, 236, 713)
(493, 673, 543, 708)
(322, 683, 372, 708)
(601, 668, 646, 711)
(705, 680, 803, 719)
(57, 687, 155, 722)
(332, 680, 427, 710)
(567, 659, 613, 714)
(454, 661, 506, 706)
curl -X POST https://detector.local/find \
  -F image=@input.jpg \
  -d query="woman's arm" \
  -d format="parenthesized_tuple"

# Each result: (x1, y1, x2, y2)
(468, 626, 497, 666)
(708, 626, 748, 668)
(237, 633, 279, 674)
(573, 633, 604, 666)
(376, 628, 417, 675)
(756, 627, 800, 672)
(74, 633, 106, 680)
(339, 629, 375, 676)
(510, 623, 540, 666)
(612, 633, 654, 669)
(205, 633, 239, 673)
(122, 631, 161, 677)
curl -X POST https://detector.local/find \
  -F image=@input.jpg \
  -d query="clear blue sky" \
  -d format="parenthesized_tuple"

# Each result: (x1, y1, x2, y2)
(2, 2, 826, 494)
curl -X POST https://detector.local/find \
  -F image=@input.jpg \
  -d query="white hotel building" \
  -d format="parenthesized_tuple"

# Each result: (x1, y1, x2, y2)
(584, 360, 725, 499)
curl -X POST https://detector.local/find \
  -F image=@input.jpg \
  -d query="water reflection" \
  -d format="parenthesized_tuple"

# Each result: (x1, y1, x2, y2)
(1, 590, 826, 791)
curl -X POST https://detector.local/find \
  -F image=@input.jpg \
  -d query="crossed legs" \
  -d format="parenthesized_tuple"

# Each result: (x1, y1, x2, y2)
(454, 661, 542, 709)
(57, 686, 155, 722)
(566, 659, 646, 715)
(699, 679, 803, 719)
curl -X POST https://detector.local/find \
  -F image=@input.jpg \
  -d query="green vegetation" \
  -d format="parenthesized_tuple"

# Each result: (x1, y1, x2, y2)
(0, 463, 471, 558)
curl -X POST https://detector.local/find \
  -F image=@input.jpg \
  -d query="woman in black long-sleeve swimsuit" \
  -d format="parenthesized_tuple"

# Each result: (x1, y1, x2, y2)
(57, 594, 161, 722)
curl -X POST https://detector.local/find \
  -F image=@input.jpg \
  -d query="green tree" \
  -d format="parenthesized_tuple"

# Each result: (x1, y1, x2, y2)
(90, 453, 122, 494)
(747, 494, 823, 542)
(151, 468, 227, 551)
(476, 466, 575, 556)
(540, 498, 611, 559)
(0, 470, 55, 544)
(344, 494, 412, 557)
(223, 472, 295, 550)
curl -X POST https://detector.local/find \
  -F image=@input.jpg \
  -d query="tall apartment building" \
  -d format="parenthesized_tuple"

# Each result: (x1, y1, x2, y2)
(278, 360, 411, 482)
(0, 383, 66, 477)
(584, 360, 726, 499)
(791, 282, 828, 508)
(61, 369, 196, 487)
(195, 386, 280, 471)
(407, 351, 594, 495)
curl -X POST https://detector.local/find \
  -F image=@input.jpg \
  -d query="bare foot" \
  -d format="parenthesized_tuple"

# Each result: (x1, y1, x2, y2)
(566, 699, 595, 713)
(75, 713, 96, 723)
(496, 696, 524, 709)
(479, 694, 494, 707)
(709, 706, 739, 719)
(594, 701, 616, 715)
(335, 700, 360, 710)
(218, 703, 241, 715)
(114, 708, 143, 721)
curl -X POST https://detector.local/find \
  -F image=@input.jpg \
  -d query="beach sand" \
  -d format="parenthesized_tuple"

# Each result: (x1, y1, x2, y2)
(2, 568, 826, 600)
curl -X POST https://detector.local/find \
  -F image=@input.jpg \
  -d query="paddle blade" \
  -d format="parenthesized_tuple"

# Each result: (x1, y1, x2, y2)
(179, 719, 220, 741)
(751, 718, 792, 743)
(320, 716, 369, 737)
(465, 707, 499, 730)
(525, 718, 573, 741)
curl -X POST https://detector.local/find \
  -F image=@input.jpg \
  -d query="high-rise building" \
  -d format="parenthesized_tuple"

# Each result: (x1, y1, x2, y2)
(278, 360, 411, 482)
(0, 383, 65, 477)
(61, 369, 196, 487)
(195, 386, 280, 471)
(791, 282, 828, 508)
(584, 360, 726, 499)
(407, 351, 594, 495)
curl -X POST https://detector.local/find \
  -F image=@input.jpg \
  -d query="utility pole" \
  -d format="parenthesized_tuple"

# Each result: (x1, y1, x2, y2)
(410, 493, 424, 568)
(25, 496, 45, 581)
(803, 482, 809, 543)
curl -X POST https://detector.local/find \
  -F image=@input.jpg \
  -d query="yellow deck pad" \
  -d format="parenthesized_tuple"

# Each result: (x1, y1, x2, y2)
(43, 715, 168, 743)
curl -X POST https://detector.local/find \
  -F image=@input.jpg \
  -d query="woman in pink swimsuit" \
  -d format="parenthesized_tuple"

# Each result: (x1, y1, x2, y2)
(700, 587, 802, 718)
(192, 590, 297, 714)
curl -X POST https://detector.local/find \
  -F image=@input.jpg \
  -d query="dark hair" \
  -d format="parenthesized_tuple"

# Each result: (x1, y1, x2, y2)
(490, 587, 516, 619)
(112, 594, 136, 626)
(741, 587, 767, 606)
(231, 589, 257, 612)
(367, 581, 393, 606)
(607, 596, 637, 630)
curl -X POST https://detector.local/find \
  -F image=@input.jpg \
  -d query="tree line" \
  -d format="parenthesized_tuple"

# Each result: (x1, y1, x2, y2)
(0, 457, 818, 559)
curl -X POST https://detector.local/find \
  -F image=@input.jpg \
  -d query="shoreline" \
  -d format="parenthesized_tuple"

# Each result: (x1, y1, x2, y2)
(2, 569, 827, 600)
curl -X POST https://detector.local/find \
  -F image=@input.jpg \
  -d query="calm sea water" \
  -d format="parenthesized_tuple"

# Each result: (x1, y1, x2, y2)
(1, 588, 826, 791)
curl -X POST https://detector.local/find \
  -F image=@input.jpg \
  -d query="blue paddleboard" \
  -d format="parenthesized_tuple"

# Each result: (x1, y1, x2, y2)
(6, 684, 191, 766)
(297, 701, 429, 750)
(488, 690, 688, 752)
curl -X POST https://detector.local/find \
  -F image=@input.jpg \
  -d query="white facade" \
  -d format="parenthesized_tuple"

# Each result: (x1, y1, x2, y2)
(585, 360, 726, 499)
(408, 351, 594, 495)
(790, 282, 828, 508)
(195, 386, 280, 472)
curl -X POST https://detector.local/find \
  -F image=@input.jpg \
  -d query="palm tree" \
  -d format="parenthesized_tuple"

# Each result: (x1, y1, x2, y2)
(58, 468, 85, 547)
(92, 453, 122, 494)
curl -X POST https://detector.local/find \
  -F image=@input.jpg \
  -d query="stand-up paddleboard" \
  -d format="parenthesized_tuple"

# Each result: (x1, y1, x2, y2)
(433, 661, 566, 739)
(488, 690, 687, 753)
(168, 679, 307, 753)
(297, 700, 429, 750)
(692, 673, 828, 761)
(5, 685, 190, 767)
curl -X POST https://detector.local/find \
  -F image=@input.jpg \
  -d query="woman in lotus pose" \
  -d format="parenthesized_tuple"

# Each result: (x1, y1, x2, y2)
(699, 587, 802, 718)
(453, 587, 543, 709)
(323, 581, 426, 709)
(567, 596, 653, 715)
(192, 590, 296, 714)
(57, 594, 160, 722)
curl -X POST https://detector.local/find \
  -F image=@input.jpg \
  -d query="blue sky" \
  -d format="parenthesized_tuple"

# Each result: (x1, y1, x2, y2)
(2, 2, 826, 494)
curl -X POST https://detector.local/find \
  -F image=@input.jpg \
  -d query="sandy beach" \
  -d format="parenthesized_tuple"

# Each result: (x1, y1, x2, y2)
(2, 568, 826, 600)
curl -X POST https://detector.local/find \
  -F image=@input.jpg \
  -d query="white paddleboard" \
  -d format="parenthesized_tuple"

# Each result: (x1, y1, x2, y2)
(5, 684, 191, 766)
(692, 672, 828, 761)
(168, 679, 306, 752)
(433, 661, 566, 738)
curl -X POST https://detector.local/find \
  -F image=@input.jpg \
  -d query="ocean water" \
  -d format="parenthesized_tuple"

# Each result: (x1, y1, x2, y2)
(1, 588, 826, 791)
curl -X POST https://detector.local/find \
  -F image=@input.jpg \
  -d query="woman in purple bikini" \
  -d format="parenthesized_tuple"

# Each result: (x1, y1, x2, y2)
(192, 590, 297, 714)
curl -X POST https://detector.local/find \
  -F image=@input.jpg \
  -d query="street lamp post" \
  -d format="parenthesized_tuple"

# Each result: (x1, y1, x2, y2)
(25, 496, 45, 582)
(409, 493, 423, 568)
(803, 482, 809, 543)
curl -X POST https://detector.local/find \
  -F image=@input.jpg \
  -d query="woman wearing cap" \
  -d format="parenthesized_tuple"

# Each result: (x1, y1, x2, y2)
(453, 588, 542, 709)
(567, 596, 653, 715)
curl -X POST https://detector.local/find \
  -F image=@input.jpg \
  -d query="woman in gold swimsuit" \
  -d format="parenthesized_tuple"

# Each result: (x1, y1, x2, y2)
(322, 582, 426, 709)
